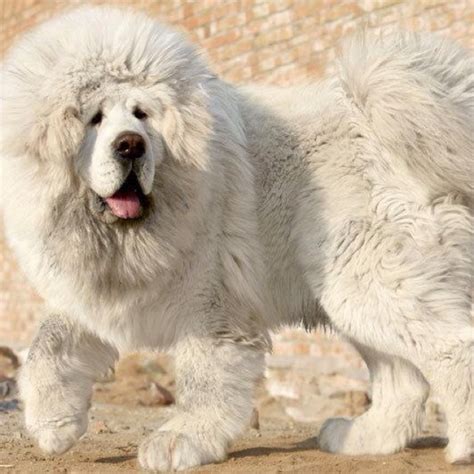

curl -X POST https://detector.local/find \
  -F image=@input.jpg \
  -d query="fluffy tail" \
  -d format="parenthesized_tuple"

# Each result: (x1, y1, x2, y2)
(339, 31, 473, 200)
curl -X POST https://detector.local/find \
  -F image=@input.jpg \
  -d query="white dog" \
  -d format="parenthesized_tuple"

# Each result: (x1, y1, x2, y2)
(1, 6, 472, 471)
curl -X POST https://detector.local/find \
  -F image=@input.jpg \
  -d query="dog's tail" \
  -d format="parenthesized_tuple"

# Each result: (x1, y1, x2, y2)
(339, 30, 473, 200)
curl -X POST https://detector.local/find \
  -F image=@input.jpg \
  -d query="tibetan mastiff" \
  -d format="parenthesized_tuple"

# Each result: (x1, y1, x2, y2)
(1, 6, 472, 471)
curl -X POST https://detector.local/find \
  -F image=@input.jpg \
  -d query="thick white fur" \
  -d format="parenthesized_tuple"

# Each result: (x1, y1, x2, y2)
(1, 7, 472, 471)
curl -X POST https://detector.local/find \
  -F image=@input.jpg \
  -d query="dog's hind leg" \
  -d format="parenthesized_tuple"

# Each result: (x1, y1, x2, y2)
(319, 344, 429, 455)
(18, 312, 118, 455)
(417, 337, 473, 463)
(316, 201, 473, 463)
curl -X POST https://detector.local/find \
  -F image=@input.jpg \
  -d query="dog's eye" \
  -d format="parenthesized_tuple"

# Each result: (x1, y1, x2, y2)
(133, 108, 147, 120)
(90, 111, 103, 125)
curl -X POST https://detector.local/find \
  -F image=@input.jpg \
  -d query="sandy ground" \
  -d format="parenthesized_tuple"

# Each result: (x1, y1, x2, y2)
(0, 352, 470, 473)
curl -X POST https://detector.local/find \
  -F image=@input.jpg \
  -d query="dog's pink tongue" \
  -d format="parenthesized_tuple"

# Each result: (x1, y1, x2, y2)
(105, 189, 141, 219)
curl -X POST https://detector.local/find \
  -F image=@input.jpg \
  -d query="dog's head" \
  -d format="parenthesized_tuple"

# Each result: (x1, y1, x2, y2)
(1, 6, 248, 290)
(1, 6, 238, 225)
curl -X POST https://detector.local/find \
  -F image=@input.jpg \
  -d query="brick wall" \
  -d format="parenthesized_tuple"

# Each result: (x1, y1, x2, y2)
(1, 0, 472, 345)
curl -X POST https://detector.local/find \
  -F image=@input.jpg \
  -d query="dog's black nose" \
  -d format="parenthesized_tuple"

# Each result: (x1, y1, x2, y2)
(114, 132, 145, 160)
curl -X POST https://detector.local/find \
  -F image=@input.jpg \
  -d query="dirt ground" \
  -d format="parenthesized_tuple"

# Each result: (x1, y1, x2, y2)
(0, 352, 470, 473)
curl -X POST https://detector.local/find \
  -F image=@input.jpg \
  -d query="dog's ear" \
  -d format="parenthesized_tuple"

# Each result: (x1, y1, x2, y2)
(27, 105, 84, 163)
(1, 71, 84, 164)
(159, 83, 213, 170)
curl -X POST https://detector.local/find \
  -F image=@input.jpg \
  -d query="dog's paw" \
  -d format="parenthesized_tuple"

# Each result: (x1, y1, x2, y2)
(27, 415, 88, 455)
(446, 437, 473, 465)
(318, 417, 353, 453)
(138, 431, 225, 472)
(319, 416, 404, 455)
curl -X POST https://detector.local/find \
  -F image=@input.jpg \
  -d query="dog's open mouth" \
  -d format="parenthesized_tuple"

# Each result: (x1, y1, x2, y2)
(104, 172, 147, 220)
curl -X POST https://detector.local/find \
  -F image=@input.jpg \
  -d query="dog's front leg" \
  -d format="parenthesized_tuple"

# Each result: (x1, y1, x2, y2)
(138, 334, 265, 471)
(18, 313, 118, 455)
